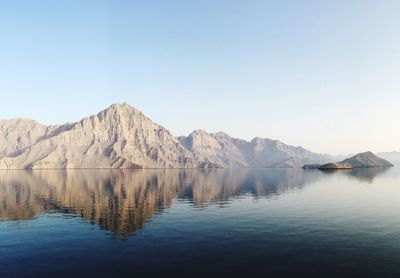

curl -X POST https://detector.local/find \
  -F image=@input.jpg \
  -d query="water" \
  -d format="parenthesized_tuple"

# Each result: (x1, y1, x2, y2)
(1, 167, 400, 277)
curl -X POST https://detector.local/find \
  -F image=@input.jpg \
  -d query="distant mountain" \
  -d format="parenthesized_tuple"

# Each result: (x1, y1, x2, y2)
(178, 130, 333, 168)
(376, 151, 400, 165)
(315, 151, 393, 170)
(0, 103, 337, 169)
(341, 151, 393, 168)
(178, 130, 249, 167)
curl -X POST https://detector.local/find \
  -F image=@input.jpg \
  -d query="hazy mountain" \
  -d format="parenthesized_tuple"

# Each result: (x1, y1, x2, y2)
(245, 137, 333, 168)
(0, 103, 337, 169)
(178, 130, 249, 167)
(317, 152, 393, 170)
(341, 151, 393, 168)
(376, 151, 400, 165)
(178, 130, 334, 168)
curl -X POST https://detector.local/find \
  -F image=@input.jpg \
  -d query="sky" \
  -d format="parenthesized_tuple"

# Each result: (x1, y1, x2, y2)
(0, 0, 399, 155)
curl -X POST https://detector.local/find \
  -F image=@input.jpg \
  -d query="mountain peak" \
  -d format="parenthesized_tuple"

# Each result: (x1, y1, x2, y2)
(340, 151, 393, 168)
(212, 131, 230, 137)
(359, 151, 374, 156)
(94, 103, 146, 124)
(189, 129, 210, 137)
(106, 102, 139, 112)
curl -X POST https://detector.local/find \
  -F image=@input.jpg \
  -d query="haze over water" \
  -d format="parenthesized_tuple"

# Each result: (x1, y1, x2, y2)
(0, 168, 400, 277)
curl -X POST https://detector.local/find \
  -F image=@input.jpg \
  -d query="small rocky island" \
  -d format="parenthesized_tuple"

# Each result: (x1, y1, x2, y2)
(302, 151, 393, 170)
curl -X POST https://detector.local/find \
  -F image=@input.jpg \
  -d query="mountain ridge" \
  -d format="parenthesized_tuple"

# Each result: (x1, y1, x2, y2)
(340, 151, 393, 168)
(0, 103, 367, 169)
(0, 103, 217, 169)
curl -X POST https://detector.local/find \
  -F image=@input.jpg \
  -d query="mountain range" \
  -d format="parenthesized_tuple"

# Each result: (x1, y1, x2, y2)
(0, 103, 392, 169)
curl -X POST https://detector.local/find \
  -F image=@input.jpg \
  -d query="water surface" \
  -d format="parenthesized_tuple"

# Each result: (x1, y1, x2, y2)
(1, 167, 400, 277)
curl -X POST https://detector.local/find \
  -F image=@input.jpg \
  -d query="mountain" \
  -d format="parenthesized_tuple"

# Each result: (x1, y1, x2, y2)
(376, 151, 400, 165)
(0, 102, 335, 169)
(178, 130, 249, 167)
(0, 119, 58, 157)
(178, 130, 333, 168)
(316, 151, 393, 170)
(341, 151, 393, 168)
(0, 103, 216, 169)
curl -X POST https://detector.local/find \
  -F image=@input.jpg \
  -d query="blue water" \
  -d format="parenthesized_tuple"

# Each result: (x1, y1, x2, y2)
(1, 168, 400, 277)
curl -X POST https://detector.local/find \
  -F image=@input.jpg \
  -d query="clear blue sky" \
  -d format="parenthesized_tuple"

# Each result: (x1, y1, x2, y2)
(1, 0, 399, 154)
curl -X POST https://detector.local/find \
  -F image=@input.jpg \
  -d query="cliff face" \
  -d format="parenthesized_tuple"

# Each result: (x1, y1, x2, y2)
(0, 102, 333, 169)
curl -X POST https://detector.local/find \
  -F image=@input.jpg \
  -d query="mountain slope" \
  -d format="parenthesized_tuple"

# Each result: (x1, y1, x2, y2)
(376, 151, 400, 165)
(178, 130, 249, 167)
(340, 151, 393, 168)
(179, 131, 334, 168)
(0, 119, 59, 158)
(0, 103, 217, 169)
(244, 137, 333, 168)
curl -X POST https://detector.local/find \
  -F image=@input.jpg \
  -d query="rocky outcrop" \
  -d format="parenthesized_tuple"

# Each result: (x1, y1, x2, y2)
(319, 162, 352, 170)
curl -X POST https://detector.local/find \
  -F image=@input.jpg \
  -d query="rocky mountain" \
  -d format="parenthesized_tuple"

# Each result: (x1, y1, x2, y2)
(0, 102, 335, 169)
(178, 130, 249, 167)
(341, 151, 393, 168)
(377, 151, 400, 165)
(0, 103, 216, 169)
(0, 119, 58, 157)
(314, 151, 393, 170)
(178, 130, 333, 168)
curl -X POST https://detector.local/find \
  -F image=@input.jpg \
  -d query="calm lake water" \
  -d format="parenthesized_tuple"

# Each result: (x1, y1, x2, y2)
(1, 167, 400, 277)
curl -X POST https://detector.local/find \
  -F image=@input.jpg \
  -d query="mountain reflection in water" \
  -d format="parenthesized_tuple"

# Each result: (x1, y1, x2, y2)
(1, 167, 399, 278)
(0, 169, 321, 236)
(0, 167, 387, 237)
